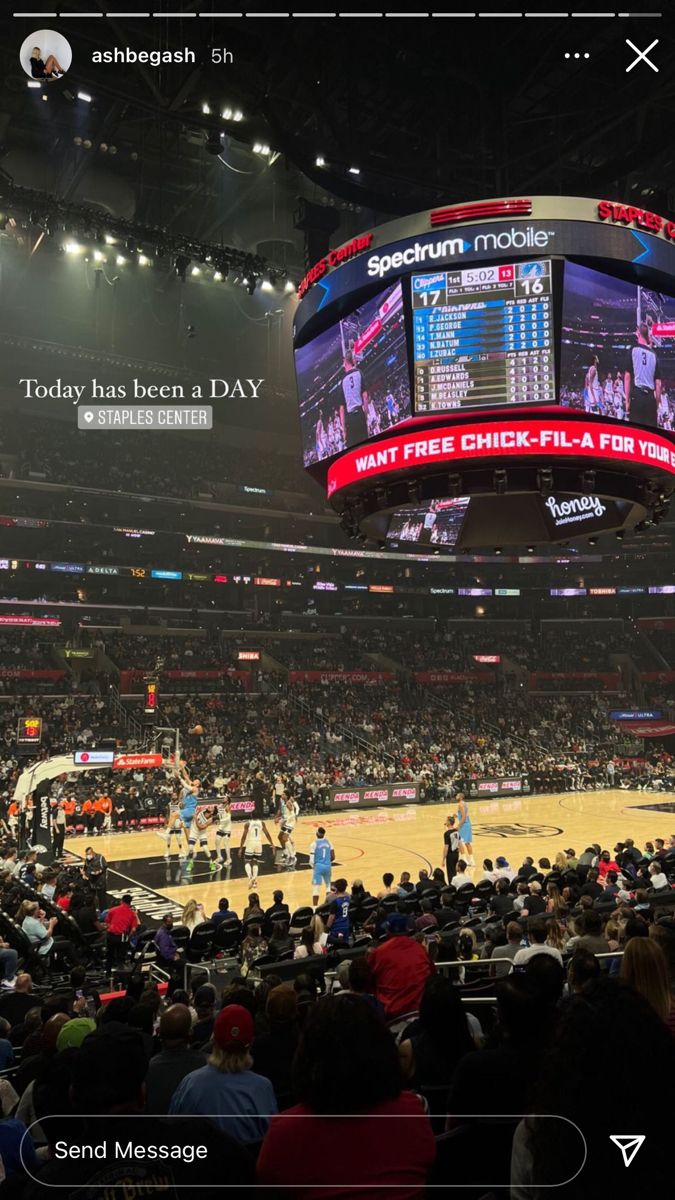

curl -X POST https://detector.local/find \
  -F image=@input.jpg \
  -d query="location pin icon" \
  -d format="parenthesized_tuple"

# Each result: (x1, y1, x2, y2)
(83, 412, 94, 423)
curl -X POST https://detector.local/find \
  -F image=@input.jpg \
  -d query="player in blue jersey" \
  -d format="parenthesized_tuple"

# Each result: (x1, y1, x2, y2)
(174, 765, 206, 871)
(455, 793, 474, 867)
(309, 826, 335, 907)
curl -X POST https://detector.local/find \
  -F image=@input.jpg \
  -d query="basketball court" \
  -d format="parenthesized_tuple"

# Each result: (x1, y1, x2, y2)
(62, 789, 673, 921)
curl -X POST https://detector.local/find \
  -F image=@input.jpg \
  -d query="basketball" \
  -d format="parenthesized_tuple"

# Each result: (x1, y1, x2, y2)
(191, 724, 204, 736)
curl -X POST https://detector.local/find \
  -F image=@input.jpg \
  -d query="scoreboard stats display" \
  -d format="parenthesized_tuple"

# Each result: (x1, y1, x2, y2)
(411, 260, 555, 413)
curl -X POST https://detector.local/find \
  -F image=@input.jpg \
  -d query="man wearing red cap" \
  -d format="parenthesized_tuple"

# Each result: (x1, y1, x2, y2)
(169, 1003, 276, 1143)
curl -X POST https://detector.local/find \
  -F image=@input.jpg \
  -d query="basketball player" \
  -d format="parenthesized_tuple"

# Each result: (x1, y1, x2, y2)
(239, 816, 274, 887)
(584, 356, 600, 413)
(455, 793, 474, 867)
(309, 826, 335, 907)
(277, 792, 299, 867)
(443, 814, 460, 883)
(211, 794, 233, 868)
(624, 324, 661, 427)
(339, 350, 368, 448)
(174, 765, 205, 872)
(164, 794, 186, 860)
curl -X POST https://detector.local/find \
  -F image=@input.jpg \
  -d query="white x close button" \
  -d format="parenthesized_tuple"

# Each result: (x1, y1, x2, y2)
(625, 39, 659, 74)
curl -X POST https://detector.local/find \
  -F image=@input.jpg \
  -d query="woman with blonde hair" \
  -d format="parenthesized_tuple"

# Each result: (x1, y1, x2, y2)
(545, 885, 568, 919)
(545, 919, 568, 953)
(554, 851, 567, 873)
(181, 898, 205, 933)
(620, 937, 673, 1024)
(30, 46, 65, 80)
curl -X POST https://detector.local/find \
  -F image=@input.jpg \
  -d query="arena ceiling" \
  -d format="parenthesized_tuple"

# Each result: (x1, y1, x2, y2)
(2, 13, 675, 250)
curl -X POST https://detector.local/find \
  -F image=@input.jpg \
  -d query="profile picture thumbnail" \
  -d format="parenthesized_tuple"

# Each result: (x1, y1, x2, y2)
(20, 29, 72, 83)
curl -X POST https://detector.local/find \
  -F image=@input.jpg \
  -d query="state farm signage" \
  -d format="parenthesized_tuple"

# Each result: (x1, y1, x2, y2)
(597, 200, 675, 242)
(113, 753, 164, 770)
(297, 233, 374, 299)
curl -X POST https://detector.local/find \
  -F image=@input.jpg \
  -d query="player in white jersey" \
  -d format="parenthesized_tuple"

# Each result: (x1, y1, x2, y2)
(210, 795, 233, 867)
(603, 375, 614, 414)
(239, 817, 274, 887)
(276, 792, 299, 867)
(164, 795, 186, 860)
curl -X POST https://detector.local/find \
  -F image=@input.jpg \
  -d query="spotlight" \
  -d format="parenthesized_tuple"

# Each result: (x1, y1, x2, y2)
(191, 265, 201, 276)
(174, 254, 191, 281)
(202, 102, 211, 115)
(77, 91, 93, 103)
(64, 241, 82, 254)
(616, 529, 625, 540)
(105, 234, 116, 246)
(494, 547, 502, 555)
(116, 254, 126, 266)
(285, 280, 295, 293)
(138, 253, 149, 266)
(93, 249, 106, 263)
(588, 537, 598, 546)
(526, 545, 535, 554)
(27, 81, 41, 89)
(125, 236, 136, 253)
(348, 166, 361, 175)
(233, 110, 244, 122)
(213, 271, 223, 281)
(261, 280, 273, 292)
(493, 469, 508, 495)
(315, 155, 326, 167)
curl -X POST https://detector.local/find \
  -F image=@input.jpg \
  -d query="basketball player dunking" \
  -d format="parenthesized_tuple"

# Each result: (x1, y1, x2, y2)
(174, 765, 208, 871)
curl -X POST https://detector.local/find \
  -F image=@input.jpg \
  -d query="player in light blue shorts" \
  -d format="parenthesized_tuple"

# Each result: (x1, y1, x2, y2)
(309, 826, 334, 906)
(455, 793, 474, 866)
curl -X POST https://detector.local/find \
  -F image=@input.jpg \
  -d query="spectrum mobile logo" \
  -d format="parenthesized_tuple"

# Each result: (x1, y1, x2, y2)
(366, 226, 555, 280)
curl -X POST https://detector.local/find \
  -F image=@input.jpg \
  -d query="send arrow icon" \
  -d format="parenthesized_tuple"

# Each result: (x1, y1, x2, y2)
(609, 1135, 646, 1167)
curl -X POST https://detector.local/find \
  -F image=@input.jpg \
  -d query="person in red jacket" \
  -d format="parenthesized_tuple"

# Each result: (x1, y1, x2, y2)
(368, 913, 435, 1021)
(257, 993, 435, 1198)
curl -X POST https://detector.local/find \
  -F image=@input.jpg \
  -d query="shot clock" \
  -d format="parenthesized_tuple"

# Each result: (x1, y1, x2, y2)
(143, 679, 159, 718)
(411, 260, 555, 412)
(16, 716, 42, 747)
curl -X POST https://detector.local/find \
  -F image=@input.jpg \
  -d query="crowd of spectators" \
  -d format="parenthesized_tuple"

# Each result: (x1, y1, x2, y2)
(0, 831, 672, 1195)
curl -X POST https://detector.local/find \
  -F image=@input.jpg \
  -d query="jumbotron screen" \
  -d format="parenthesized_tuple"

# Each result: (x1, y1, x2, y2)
(560, 260, 675, 431)
(411, 260, 555, 412)
(295, 279, 412, 467)
(386, 496, 470, 549)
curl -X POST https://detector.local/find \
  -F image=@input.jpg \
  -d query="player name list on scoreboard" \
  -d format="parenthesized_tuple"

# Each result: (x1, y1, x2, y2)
(411, 260, 555, 412)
